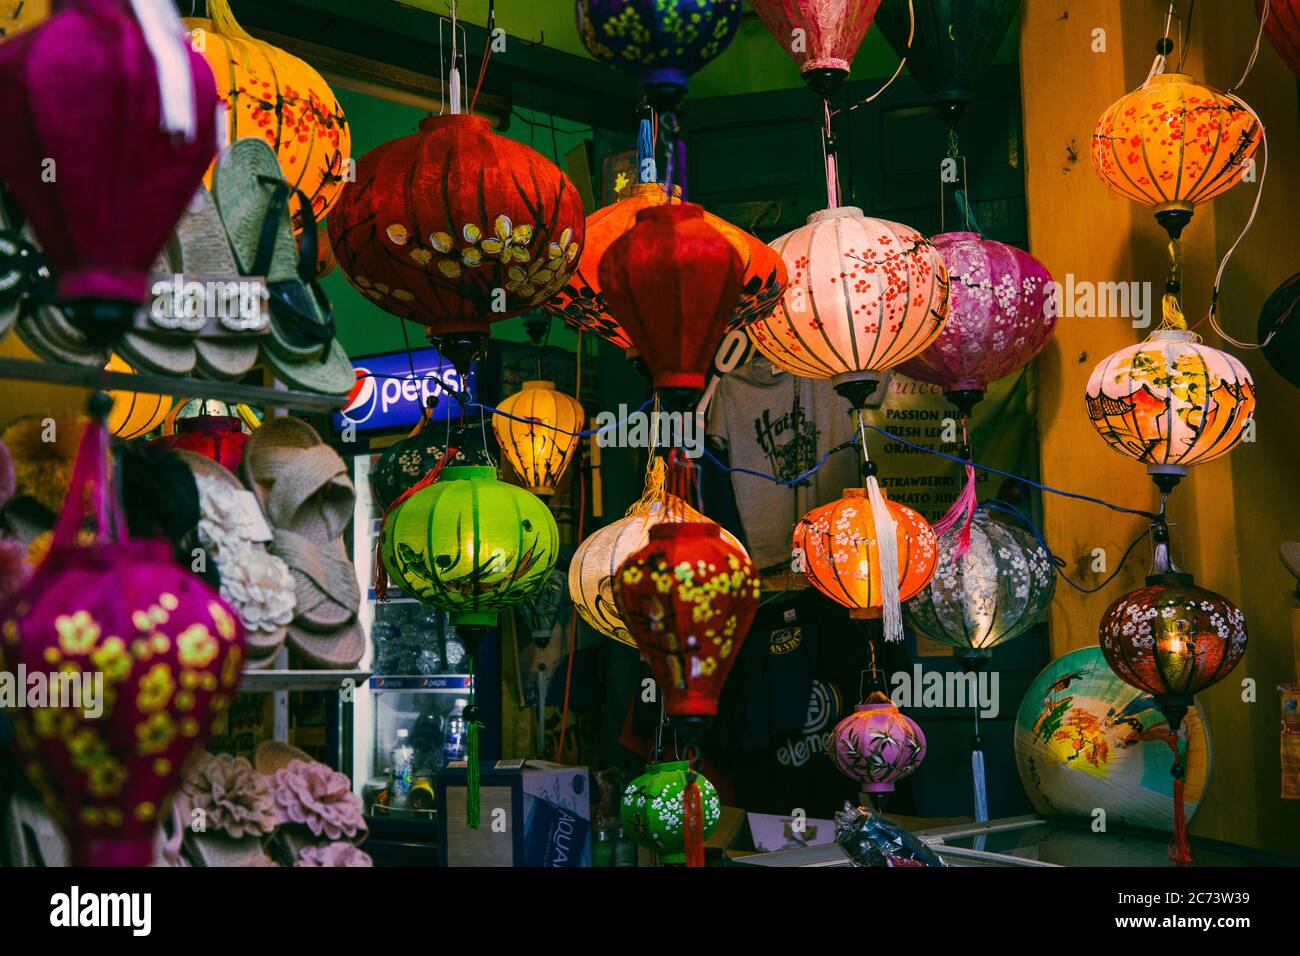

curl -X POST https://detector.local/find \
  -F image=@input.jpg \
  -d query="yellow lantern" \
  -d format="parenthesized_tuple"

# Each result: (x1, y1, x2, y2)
(186, 0, 350, 231)
(1091, 72, 1261, 241)
(492, 380, 584, 496)
(0, 0, 47, 43)
(106, 354, 172, 440)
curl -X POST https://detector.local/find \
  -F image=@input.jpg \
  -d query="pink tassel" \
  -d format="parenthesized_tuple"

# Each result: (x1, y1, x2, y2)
(932, 461, 977, 560)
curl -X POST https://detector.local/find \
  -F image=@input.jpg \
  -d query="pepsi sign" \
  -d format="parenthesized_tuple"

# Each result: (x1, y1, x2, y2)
(331, 347, 474, 433)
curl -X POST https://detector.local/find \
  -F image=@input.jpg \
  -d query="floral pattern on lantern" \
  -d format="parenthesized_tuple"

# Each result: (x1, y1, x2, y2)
(747, 207, 949, 389)
(793, 487, 938, 618)
(380, 465, 559, 625)
(492, 380, 584, 496)
(620, 760, 721, 863)
(546, 183, 787, 349)
(827, 694, 927, 793)
(1085, 330, 1255, 475)
(899, 232, 1055, 398)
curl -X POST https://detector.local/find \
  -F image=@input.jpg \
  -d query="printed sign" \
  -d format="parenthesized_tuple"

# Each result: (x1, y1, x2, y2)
(331, 347, 474, 433)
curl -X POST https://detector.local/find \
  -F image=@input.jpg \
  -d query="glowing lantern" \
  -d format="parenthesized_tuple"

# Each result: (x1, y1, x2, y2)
(328, 114, 585, 371)
(793, 486, 938, 633)
(1258, 0, 1300, 77)
(547, 183, 788, 350)
(827, 692, 927, 795)
(749, 0, 881, 97)
(185, 0, 350, 231)
(1085, 330, 1255, 491)
(620, 759, 721, 865)
(491, 380, 584, 497)
(148, 415, 248, 472)
(0, 0, 219, 340)
(898, 231, 1055, 415)
(1091, 73, 1261, 242)
(613, 521, 760, 725)
(599, 203, 744, 410)
(746, 206, 949, 408)
(106, 355, 172, 440)
(0, 404, 245, 865)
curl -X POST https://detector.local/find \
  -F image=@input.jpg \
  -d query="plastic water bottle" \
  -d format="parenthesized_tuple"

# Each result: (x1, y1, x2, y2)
(389, 728, 415, 809)
(443, 698, 468, 764)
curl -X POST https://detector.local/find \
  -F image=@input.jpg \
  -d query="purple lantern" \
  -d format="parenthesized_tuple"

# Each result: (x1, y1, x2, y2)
(827, 693, 927, 794)
(899, 231, 1056, 416)
(0, 0, 218, 341)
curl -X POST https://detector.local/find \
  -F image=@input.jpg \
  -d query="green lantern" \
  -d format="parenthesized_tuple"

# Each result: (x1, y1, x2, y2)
(620, 760, 721, 865)
(379, 465, 559, 625)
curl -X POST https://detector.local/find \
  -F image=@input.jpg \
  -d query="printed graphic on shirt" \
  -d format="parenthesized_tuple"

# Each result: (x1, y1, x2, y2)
(776, 679, 844, 768)
(752, 392, 819, 485)
(769, 625, 802, 656)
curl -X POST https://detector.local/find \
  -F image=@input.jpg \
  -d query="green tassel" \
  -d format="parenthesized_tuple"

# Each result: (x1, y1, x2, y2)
(465, 653, 483, 829)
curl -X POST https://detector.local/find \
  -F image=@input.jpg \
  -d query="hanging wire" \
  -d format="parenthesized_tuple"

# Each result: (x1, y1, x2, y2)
(836, 0, 914, 114)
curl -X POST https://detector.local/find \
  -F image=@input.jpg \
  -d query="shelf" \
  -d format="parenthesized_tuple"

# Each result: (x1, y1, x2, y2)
(238, 668, 371, 693)
(0, 356, 347, 414)
(368, 674, 473, 691)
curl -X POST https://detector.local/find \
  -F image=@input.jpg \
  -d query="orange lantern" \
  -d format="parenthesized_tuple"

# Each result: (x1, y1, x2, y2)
(1091, 72, 1261, 241)
(547, 183, 788, 350)
(793, 485, 938, 640)
(491, 380, 584, 497)
(186, 0, 350, 231)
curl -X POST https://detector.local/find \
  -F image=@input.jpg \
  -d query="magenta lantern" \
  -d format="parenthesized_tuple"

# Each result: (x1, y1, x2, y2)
(0, 0, 218, 340)
(899, 231, 1055, 415)
(827, 692, 927, 794)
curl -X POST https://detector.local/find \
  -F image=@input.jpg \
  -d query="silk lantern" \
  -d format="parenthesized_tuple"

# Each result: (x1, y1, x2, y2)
(547, 183, 788, 350)
(368, 419, 489, 514)
(491, 380, 584, 497)
(620, 759, 721, 865)
(613, 522, 760, 728)
(185, 0, 350, 230)
(1258, 0, 1300, 77)
(106, 354, 172, 440)
(793, 486, 938, 640)
(898, 231, 1055, 415)
(1258, 271, 1300, 389)
(0, 0, 219, 340)
(746, 207, 949, 408)
(1099, 529, 1247, 864)
(575, 0, 742, 110)
(599, 203, 744, 410)
(148, 415, 249, 472)
(750, 0, 880, 97)
(328, 113, 585, 371)
(1091, 72, 1261, 242)
(1085, 330, 1256, 491)
(0, 403, 245, 866)
(827, 692, 927, 795)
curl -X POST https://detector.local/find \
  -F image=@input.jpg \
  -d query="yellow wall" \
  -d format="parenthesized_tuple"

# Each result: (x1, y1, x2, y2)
(1022, 0, 1300, 854)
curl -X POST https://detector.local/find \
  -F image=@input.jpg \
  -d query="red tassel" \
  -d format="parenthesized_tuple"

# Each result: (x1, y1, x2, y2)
(931, 423, 977, 559)
(682, 772, 705, 868)
(374, 444, 456, 601)
(1169, 760, 1194, 866)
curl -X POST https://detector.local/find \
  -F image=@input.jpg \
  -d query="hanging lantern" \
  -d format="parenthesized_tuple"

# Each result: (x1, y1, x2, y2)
(1091, 73, 1261, 242)
(898, 231, 1055, 416)
(750, 0, 880, 97)
(793, 486, 938, 629)
(106, 355, 172, 440)
(575, 0, 743, 111)
(1258, 0, 1300, 77)
(827, 692, 927, 795)
(620, 759, 721, 864)
(613, 522, 760, 726)
(148, 415, 249, 472)
(379, 464, 559, 626)
(0, 0, 47, 42)
(904, 509, 1056, 668)
(547, 183, 788, 350)
(0, 0, 219, 340)
(367, 418, 489, 514)
(1085, 330, 1256, 492)
(599, 204, 744, 410)
(0, 405, 245, 865)
(746, 207, 949, 409)
(185, 0, 350, 231)
(491, 380, 584, 497)
(1099, 528, 1247, 864)
(328, 114, 585, 373)
(1258, 271, 1300, 389)
(875, 0, 1019, 126)
(571, 461, 748, 648)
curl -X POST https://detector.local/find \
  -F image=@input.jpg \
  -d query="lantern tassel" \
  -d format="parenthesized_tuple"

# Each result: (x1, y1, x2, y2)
(971, 739, 989, 824)
(1169, 733, 1194, 865)
(130, 0, 199, 140)
(465, 653, 484, 829)
(1158, 239, 1188, 332)
(682, 771, 705, 868)
(374, 441, 456, 601)
(637, 114, 657, 184)
(932, 427, 977, 560)
(866, 474, 903, 643)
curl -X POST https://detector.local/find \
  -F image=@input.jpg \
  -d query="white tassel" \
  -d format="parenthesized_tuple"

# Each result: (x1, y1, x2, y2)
(130, 0, 198, 140)
(866, 474, 903, 643)
(971, 747, 988, 823)
(449, 67, 462, 115)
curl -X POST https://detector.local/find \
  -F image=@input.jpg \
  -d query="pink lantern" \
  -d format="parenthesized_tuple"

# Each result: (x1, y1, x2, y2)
(827, 692, 927, 793)
(750, 0, 882, 97)
(899, 231, 1056, 415)
(0, 0, 218, 339)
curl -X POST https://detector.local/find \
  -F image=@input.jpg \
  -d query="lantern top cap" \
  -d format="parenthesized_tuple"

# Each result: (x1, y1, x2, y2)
(624, 182, 681, 201)
(1147, 72, 1196, 86)
(807, 206, 865, 225)
(418, 113, 492, 135)
(646, 759, 690, 773)
(648, 520, 721, 542)
(521, 380, 557, 391)
(1148, 330, 1198, 343)
(439, 464, 498, 481)
(935, 230, 982, 242)
(854, 697, 900, 714)
(634, 203, 705, 225)
(840, 487, 888, 501)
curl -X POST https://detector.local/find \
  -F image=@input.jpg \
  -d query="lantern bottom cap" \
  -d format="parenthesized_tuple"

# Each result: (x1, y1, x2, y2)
(450, 610, 499, 627)
(1146, 463, 1188, 477)
(859, 782, 898, 794)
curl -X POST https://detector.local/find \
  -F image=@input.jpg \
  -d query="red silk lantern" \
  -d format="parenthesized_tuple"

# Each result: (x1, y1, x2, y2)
(0, 0, 219, 338)
(613, 521, 760, 727)
(749, 0, 881, 96)
(1258, 0, 1300, 76)
(328, 114, 586, 343)
(0, 409, 245, 865)
(148, 415, 249, 472)
(598, 203, 743, 409)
